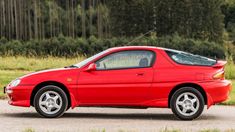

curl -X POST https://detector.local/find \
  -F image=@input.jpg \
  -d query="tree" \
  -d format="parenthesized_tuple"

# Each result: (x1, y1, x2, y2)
(0, 0, 227, 43)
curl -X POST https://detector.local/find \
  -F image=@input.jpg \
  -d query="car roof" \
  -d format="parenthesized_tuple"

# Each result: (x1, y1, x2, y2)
(108, 46, 168, 51)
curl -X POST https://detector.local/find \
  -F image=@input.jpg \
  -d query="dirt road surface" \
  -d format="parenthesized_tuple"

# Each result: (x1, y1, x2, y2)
(0, 100, 235, 132)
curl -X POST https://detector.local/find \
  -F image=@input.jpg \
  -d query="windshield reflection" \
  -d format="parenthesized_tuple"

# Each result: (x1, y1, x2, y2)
(74, 49, 110, 68)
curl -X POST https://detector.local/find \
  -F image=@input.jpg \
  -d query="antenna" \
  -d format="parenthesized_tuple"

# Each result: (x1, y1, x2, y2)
(127, 29, 155, 45)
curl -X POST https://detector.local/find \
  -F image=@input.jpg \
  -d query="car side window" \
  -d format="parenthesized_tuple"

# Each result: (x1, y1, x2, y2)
(95, 50, 155, 70)
(165, 50, 216, 66)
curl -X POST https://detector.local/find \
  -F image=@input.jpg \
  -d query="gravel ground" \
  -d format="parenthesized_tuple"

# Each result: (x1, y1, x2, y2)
(0, 100, 235, 132)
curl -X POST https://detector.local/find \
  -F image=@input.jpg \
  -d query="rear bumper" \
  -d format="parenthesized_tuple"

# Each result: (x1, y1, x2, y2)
(199, 80, 232, 108)
(5, 85, 33, 107)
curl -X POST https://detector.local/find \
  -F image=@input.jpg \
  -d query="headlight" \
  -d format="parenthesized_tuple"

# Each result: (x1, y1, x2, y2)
(10, 79, 21, 87)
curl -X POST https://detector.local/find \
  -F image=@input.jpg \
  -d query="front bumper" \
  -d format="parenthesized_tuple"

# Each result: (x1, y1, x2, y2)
(4, 85, 33, 107)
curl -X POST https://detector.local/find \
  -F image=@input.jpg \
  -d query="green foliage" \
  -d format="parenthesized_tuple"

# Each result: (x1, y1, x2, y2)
(107, 0, 225, 42)
(225, 41, 235, 63)
(0, 36, 226, 59)
(222, 0, 235, 42)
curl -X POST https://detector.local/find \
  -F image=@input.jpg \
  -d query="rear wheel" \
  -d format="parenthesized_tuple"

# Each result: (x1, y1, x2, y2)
(34, 85, 68, 118)
(170, 87, 204, 120)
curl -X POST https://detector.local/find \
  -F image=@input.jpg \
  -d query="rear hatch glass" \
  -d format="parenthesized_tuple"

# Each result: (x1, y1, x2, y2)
(165, 50, 216, 66)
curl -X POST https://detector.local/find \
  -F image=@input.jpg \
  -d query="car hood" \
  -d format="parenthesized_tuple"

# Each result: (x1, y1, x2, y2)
(17, 67, 80, 85)
(20, 68, 73, 79)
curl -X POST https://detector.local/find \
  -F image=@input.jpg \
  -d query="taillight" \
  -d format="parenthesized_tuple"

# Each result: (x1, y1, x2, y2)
(213, 71, 225, 80)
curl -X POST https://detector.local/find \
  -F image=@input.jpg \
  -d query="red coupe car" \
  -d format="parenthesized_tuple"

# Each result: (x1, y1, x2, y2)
(4, 46, 232, 120)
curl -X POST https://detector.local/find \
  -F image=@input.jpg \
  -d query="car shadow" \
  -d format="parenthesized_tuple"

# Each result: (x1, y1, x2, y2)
(1, 112, 217, 121)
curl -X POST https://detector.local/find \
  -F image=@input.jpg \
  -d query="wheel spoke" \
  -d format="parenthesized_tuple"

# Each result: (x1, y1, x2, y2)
(176, 101, 184, 106)
(53, 95, 59, 101)
(54, 103, 60, 109)
(191, 106, 196, 112)
(46, 93, 51, 99)
(40, 101, 47, 106)
(184, 94, 189, 100)
(47, 106, 52, 112)
(182, 107, 187, 113)
(191, 98, 197, 104)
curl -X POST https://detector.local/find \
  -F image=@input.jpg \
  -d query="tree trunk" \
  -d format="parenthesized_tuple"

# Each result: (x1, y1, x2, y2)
(66, 0, 70, 36)
(14, 0, 19, 39)
(71, 0, 75, 38)
(27, 0, 32, 39)
(81, 0, 86, 38)
(10, 0, 14, 39)
(97, 1, 103, 38)
(34, 0, 38, 39)
(89, 0, 93, 36)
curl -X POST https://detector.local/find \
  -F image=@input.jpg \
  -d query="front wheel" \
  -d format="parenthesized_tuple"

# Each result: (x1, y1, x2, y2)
(34, 85, 68, 118)
(170, 87, 205, 120)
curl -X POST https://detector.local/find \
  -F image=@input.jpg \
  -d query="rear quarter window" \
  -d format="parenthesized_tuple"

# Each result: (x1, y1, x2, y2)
(165, 50, 216, 66)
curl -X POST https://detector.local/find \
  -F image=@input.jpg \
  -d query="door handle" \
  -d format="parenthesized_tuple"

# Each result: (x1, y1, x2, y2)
(136, 73, 144, 76)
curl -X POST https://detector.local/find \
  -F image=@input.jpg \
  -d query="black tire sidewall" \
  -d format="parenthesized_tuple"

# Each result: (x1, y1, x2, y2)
(170, 87, 205, 120)
(34, 85, 68, 118)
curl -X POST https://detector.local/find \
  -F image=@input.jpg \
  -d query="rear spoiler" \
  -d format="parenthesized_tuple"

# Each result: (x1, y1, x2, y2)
(212, 60, 227, 68)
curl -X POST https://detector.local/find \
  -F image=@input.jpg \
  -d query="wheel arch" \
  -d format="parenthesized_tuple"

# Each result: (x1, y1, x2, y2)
(30, 81, 71, 109)
(168, 83, 207, 108)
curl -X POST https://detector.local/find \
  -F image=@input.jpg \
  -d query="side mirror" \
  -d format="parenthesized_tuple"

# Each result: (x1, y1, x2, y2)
(85, 63, 97, 72)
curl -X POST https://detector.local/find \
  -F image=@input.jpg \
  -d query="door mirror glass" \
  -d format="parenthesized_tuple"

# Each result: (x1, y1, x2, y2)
(85, 63, 97, 71)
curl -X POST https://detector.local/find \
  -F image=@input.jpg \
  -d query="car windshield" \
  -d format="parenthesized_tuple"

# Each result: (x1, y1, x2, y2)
(74, 49, 110, 68)
(165, 49, 216, 66)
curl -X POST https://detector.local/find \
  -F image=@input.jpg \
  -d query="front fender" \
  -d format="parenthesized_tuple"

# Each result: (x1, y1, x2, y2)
(69, 92, 78, 109)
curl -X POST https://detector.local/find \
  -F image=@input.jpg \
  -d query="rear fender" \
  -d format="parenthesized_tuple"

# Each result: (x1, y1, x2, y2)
(207, 93, 214, 109)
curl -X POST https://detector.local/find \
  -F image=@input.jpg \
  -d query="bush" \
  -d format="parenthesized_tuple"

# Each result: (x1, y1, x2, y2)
(0, 35, 228, 60)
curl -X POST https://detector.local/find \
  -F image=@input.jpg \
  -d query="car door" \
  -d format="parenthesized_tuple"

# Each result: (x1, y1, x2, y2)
(77, 50, 156, 105)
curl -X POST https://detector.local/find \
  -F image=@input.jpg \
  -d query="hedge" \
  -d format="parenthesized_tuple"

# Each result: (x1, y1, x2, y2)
(0, 35, 229, 60)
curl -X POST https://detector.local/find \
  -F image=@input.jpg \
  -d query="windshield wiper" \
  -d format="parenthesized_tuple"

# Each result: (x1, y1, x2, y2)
(64, 65, 78, 68)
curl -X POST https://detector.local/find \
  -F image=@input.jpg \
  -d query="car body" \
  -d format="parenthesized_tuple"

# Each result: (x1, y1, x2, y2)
(4, 46, 232, 120)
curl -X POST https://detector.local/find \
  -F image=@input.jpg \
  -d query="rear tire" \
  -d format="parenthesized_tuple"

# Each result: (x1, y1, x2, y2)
(34, 85, 68, 118)
(170, 87, 204, 120)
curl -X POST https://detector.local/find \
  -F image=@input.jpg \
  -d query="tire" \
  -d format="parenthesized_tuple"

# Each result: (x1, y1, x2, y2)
(170, 87, 205, 120)
(34, 85, 68, 118)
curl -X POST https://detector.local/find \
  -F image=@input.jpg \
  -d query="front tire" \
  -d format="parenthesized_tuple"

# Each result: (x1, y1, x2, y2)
(170, 87, 205, 120)
(34, 85, 68, 118)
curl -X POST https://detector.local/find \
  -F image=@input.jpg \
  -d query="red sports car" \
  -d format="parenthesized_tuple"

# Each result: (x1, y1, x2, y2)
(4, 46, 232, 120)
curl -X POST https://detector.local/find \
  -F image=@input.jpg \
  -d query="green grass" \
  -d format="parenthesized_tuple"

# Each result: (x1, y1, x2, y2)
(225, 61, 235, 80)
(0, 56, 85, 71)
(22, 128, 35, 132)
